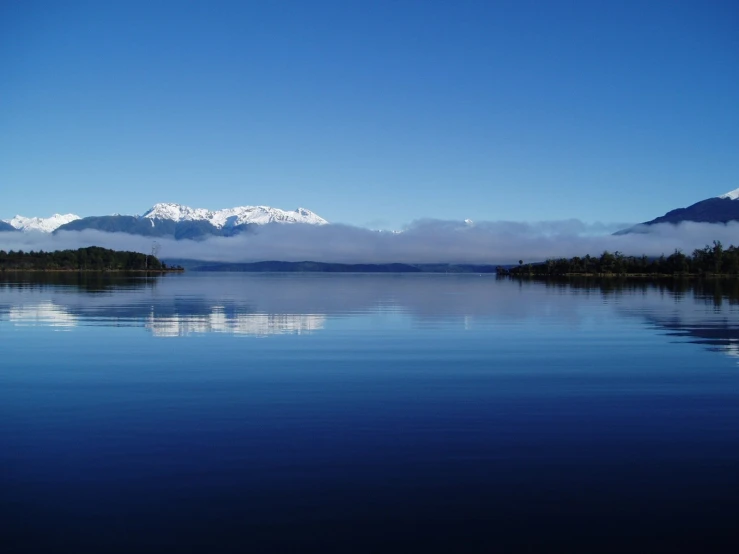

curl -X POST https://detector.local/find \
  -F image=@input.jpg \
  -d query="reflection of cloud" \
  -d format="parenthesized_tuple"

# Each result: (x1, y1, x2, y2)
(146, 309, 325, 337)
(8, 302, 77, 329)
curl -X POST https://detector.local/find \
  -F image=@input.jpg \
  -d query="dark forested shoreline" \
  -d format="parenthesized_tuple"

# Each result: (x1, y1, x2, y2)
(5, 242, 739, 276)
(0, 246, 183, 272)
(498, 242, 739, 277)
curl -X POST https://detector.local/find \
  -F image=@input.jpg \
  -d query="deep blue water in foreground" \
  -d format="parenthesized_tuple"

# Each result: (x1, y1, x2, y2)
(1, 273, 738, 553)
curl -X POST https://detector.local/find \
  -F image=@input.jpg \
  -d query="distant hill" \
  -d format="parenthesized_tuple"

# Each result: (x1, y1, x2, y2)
(617, 188, 739, 234)
(0, 221, 17, 232)
(176, 260, 499, 273)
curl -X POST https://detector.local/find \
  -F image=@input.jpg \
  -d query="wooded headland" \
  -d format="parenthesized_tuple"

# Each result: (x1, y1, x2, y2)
(0, 246, 183, 272)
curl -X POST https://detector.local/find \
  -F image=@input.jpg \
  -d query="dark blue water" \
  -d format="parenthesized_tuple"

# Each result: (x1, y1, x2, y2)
(1, 274, 738, 553)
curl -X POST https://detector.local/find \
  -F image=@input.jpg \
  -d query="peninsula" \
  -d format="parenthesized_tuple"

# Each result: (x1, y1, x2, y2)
(0, 246, 183, 272)
(498, 242, 739, 277)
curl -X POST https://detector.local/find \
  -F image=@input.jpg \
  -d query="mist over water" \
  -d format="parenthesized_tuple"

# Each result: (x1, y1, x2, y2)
(2, 220, 739, 264)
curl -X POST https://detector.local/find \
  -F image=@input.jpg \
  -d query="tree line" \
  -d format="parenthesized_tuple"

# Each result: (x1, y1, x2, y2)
(0, 246, 181, 271)
(498, 242, 739, 277)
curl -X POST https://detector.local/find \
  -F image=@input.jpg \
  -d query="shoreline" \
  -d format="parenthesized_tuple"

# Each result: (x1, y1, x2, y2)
(500, 273, 739, 278)
(0, 269, 184, 274)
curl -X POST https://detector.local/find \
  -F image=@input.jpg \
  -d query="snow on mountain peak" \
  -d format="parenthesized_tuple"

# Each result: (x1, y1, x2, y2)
(5, 213, 81, 233)
(719, 188, 739, 200)
(142, 203, 328, 227)
(142, 203, 211, 223)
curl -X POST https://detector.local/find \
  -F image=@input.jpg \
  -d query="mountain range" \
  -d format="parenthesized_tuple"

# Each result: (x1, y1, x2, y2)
(616, 188, 739, 234)
(2, 203, 328, 238)
(3, 189, 738, 239)
(5, 213, 82, 233)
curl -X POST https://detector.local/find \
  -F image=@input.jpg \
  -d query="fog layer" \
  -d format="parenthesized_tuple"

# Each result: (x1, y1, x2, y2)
(1, 220, 737, 264)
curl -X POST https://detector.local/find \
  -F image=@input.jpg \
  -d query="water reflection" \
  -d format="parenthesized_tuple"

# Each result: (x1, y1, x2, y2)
(0, 271, 161, 292)
(533, 275, 739, 305)
(8, 302, 77, 329)
(146, 310, 325, 337)
(637, 312, 739, 363)
(1, 274, 738, 358)
(4, 274, 738, 553)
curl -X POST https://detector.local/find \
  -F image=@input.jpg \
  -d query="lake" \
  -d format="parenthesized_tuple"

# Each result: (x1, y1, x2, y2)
(1, 273, 738, 553)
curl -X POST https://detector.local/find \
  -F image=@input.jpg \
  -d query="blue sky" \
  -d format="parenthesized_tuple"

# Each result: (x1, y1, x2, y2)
(2, 0, 737, 229)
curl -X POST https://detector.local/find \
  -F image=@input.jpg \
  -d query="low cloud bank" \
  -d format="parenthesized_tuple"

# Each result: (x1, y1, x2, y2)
(1, 220, 738, 265)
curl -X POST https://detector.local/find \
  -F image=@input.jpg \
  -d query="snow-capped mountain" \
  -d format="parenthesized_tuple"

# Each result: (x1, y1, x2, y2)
(719, 188, 739, 201)
(141, 203, 328, 227)
(4, 214, 81, 233)
(1, 204, 328, 237)
(616, 187, 739, 234)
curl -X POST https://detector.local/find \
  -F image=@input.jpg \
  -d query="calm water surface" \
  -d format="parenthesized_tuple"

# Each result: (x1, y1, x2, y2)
(1, 273, 738, 552)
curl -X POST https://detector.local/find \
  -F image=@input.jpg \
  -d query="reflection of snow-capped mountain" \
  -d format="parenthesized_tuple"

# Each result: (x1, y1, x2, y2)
(146, 309, 325, 337)
(3, 301, 325, 337)
(616, 291, 739, 363)
(719, 339, 739, 360)
(8, 302, 77, 328)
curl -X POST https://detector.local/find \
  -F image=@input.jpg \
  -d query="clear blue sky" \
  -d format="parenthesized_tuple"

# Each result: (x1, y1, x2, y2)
(2, 0, 737, 228)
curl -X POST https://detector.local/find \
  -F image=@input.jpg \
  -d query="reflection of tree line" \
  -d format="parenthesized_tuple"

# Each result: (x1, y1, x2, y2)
(0, 271, 163, 292)
(499, 242, 739, 278)
(4, 270, 739, 307)
(515, 277, 739, 306)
